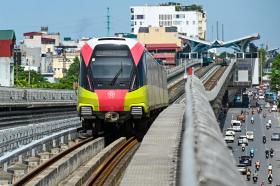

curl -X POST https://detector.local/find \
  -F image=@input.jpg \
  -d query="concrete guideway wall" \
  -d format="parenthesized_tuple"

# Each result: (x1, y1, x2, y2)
(0, 87, 76, 106)
(206, 59, 236, 101)
(180, 76, 245, 186)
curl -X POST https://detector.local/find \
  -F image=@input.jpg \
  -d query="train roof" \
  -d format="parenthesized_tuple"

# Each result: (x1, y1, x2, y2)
(86, 37, 144, 50)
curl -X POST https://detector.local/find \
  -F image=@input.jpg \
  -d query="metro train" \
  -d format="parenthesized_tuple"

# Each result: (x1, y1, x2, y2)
(77, 37, 168, 137)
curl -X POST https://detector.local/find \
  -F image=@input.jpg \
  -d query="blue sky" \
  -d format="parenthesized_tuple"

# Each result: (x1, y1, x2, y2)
(1, 0, 279, 48)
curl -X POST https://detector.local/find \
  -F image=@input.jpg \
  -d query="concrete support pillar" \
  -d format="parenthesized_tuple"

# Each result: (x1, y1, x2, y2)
(0, 170, 13, 185)
(52, 139, 56, 148)
(51, 147, 60, 155)
(8, 163, 28, 184)
(18, 155, 22, 164)
(4, 162, 7, 172)
(60, 136, 64, 145)
(68, 134, 72, 142)
(39, 152, 51, 164)
(24, 157, 40, 172)
(31, 149, 35, 157)
(42, 144, 46, 152)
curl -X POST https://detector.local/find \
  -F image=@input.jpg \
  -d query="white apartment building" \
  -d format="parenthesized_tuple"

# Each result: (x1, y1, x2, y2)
(130, 2, 207, 40)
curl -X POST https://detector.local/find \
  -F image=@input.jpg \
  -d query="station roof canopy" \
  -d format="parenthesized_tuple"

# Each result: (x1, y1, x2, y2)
(179, 33, 260, 52)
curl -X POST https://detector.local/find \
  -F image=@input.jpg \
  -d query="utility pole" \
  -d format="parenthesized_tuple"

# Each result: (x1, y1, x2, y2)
(106, 7, 111, 36)
(216, 21, 219, 40)
(28, 59, 31, 85)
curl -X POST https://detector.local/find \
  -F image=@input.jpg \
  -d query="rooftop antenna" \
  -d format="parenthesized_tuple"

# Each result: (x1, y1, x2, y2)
(211, 25, 214, 41)
(222, 23, 224, 41)
(106, 7, 111, 36)
(216, 21, 219, 40)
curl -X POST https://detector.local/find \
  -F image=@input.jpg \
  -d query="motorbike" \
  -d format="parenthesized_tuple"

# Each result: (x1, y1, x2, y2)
(242, 146, 245, 151)
(250, 150, 254, 158)
(253, 176, 258, 183)
(266, 151, 269, 159)
(263, 113, 266, 118)
(268, 175, 273, 184)
(256, 164, 260, 171)
(270, 152, 274, 158)
(263, 137, 266, 144)
(247, 173, 251, 181)
(251, 119, 254, 124)
(266, 123, 270, 129)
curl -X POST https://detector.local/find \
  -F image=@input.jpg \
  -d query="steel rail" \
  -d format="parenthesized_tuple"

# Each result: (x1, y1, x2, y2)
(86, 137, 139, 186)
(14, 137, 93, 186)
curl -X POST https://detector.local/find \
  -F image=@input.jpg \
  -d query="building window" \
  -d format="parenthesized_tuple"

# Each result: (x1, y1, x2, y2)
(175, 14, 185, 19)
(186, 21, 189, 25)
(140, 21, 142, 26)
(131, 15, 134, 20)
(135, 21, 137, 25)
(130, 8, 134, 13)
(193, 21, 195, 25)
(136, 15, 144, 19)
(131, 28, 134, 33)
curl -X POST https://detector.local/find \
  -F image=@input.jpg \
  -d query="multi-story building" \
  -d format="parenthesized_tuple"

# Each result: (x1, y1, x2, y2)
(0, 30, 16, 86)
(21, 27, 60, 73)
(52, 51, 80, 80)
(137, 26, 181, 66)
(130, 2, 207, 40)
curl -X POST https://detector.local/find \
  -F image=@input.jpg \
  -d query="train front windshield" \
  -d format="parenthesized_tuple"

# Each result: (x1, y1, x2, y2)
(87, 49, 135, 89)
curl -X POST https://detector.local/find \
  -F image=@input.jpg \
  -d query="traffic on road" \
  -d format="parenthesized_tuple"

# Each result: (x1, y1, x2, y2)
(223, 85, 280, 185)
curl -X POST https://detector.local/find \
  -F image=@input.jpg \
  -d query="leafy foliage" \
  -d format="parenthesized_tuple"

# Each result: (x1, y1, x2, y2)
(270, 54, 280, 91)
(259, 48, 266, 75)
(14, 56, 80, 90)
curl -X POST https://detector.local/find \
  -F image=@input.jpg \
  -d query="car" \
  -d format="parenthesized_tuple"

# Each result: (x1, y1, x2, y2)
(236, 164, 247, 175)
(231, 120, 242, 132)
(271, 133, 280, 141)
(271, 105, 278, 112)
(225, 129, 235, 137)
(265, 102, 271, 108)
(239, 156, 252, 166)
(259, 95, 265, 99)
(224, 133, 235, 143)
(238, 136, 248, 146)
(246, 131, 254, 140)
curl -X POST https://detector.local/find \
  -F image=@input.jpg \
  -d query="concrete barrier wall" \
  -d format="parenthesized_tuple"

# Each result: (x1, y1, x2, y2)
(180, 76, 245, 186)
(206, 60, 236, 101)
(0, 87, 76, 103)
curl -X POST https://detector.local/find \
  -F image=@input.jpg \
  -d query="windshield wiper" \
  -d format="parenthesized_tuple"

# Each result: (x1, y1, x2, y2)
(110, 67, 122, 86)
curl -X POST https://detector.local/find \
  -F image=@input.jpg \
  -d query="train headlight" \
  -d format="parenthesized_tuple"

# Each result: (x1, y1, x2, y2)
(80, 106, 93, 116)
(131, 106, 143, 118)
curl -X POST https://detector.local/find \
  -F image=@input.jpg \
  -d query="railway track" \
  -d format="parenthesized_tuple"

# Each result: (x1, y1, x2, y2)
(13, 137, 139, 186)
(14, 136, 93, 186)
(204, 66, 226, 90)
(86, 137, 139, 186)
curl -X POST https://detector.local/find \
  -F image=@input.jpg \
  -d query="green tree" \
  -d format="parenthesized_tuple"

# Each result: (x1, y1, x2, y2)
(15, 66, 53, 88)
(270, 54, 280, 91)
(259, 48, 266, 76)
